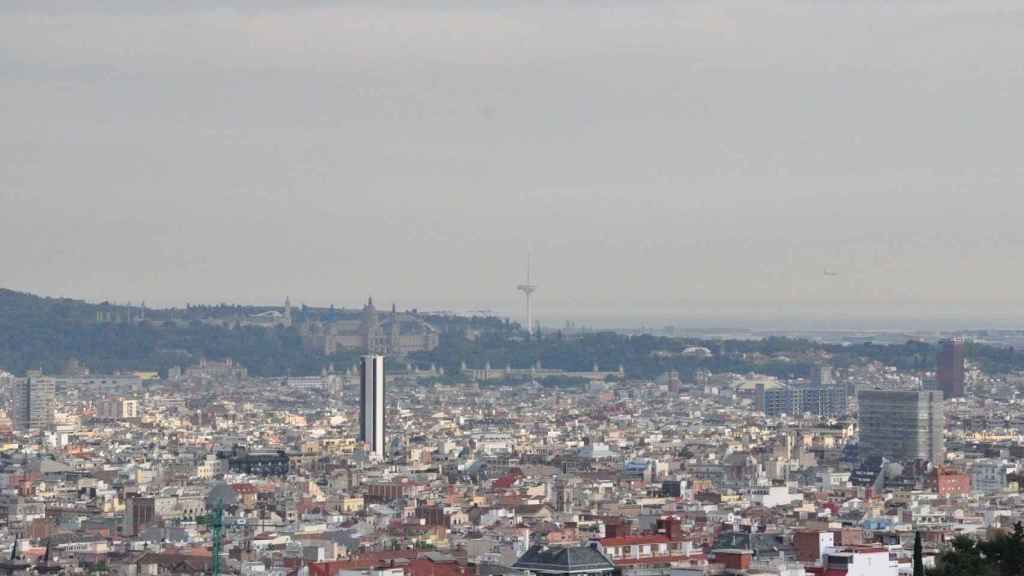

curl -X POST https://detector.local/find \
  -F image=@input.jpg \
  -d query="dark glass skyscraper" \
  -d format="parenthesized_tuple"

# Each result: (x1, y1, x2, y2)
(937, 338, 965, 398)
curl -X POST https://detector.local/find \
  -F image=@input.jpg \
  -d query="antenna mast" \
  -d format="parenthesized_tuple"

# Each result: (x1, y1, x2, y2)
(516, 250, 537, 336)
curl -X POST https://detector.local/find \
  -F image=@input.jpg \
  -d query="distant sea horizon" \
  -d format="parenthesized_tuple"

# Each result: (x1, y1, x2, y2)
(493, 303, 1024, 334)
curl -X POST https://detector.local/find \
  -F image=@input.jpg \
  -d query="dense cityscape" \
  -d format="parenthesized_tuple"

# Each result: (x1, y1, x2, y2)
(3, 291, 1024, 576)
(4, 2, 1023, 576)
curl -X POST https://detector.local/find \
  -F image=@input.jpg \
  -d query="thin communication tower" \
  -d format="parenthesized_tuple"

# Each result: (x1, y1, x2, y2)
(516, 251, 537, 336)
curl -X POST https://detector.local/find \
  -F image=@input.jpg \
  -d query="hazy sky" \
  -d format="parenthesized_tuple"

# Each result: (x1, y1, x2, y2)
(3, 2, 1024, 326)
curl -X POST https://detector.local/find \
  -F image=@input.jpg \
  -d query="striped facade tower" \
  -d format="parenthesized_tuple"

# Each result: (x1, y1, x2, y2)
(359, 355, 386, 460)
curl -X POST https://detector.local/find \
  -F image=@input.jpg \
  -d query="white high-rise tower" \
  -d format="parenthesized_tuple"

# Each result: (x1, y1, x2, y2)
(359, 355, 385, 460)
(516, 252, 537, 335)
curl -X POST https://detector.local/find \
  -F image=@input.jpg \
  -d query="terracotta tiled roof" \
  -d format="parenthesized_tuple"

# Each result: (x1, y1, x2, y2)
(491, 476, 517, 489)
(611, 554, 705, 566)
(406, 558, 468, 576)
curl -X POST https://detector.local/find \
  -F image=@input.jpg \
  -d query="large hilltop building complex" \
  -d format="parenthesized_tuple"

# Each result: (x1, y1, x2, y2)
(172, 296, 440, 357)
(299, 298, 439, 356)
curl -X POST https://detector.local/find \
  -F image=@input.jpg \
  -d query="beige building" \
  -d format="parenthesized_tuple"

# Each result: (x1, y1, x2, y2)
(97, 398, 139, 420)
(299, 298, 439, 356)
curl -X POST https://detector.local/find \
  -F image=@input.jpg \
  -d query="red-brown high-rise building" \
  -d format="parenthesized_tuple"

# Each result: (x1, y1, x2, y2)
(937, 338, 965, 398)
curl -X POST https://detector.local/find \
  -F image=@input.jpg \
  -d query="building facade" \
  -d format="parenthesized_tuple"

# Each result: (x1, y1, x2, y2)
(937, 338, 966, 398)
(858, 390, 945, 465)
(809, 365, 834, 386)
(971, 460, 1007, 494)
(124, 495, 156, 536)
(228, 450, 291, 476)
(756, 383, 849, 418)
(12, 377, 56, 431)
(793, 530, 835, 563)
(360, 355, 386, 460)
(184, 358, 248, 381)
(934, 468, 971, 498)
(808, 546, 897, 576)
(96, 398, 139, 420)
(300, 298, 439, 356)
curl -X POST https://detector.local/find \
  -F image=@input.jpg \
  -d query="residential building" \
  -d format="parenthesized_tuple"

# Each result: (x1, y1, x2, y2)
(749, 485, 802, 508)
(971, 460, 1007, 494)
(794, 530, 834, 563)
(808, 546, 897, 576)
(934, 468, 971, 498)
(226, 448, 291, 477)
(595, 518, 703, 573)
(756, 383, 848, 418)
(12, 377, 56, 431)
(810, 365, 835, 386)
(858, 390, 944, 465)
(96, 398, 139, 420)
(124, 495, 156, 536)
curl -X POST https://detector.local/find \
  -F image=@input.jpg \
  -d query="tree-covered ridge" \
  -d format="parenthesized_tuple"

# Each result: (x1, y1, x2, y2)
(411, 331, 819, 381)
(0, 289, 355, 376)
(4, 287, 1024, 379)
(414, 330, 1024, 381)
(0, 316, 364, 378)
(0, 288, 513, 377)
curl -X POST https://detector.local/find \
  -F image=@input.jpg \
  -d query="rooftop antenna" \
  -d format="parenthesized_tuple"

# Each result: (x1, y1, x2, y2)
(516, 249, 537, 336)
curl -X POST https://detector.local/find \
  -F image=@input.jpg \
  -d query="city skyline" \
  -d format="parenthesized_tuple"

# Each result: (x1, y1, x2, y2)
(4, 3, 1024, 576)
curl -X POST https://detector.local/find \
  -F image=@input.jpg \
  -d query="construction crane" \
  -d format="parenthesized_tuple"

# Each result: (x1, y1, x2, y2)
(209, 500, 224, 576)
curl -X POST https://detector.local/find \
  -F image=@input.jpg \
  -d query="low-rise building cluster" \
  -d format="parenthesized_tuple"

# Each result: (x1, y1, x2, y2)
(0, 346, 1022, 576)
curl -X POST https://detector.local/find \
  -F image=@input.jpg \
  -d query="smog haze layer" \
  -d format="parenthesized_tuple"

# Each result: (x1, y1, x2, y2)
(3, 2, 1023, 329)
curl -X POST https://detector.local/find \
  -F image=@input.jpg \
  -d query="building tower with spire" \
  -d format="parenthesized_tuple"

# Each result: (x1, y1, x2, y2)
(283, 297, 293, 327)
(390, 303, 401, 355)
(362, 297, 388, 354)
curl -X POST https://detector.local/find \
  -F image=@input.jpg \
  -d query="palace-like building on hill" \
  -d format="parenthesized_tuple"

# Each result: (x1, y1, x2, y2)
(298, 298, 439, 356)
